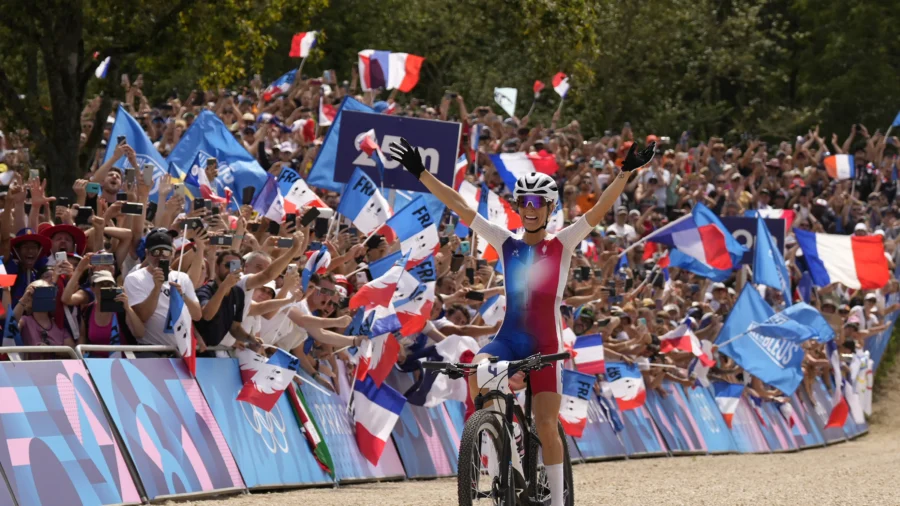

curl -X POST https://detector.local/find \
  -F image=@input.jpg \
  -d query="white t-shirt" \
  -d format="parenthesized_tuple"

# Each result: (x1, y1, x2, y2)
(637, 168, 670, 207)
(124, 268, 198, 347)
(259, 301, 308, 352)
(607, 223, 638, 242)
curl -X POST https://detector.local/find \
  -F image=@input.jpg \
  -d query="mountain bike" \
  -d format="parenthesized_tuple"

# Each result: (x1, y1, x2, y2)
(423, 352, 573, 506)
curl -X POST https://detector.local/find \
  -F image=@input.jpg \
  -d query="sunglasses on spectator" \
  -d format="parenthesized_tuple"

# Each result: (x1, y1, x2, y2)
(317, 286, 337, 297)
(149, 248, 173, 258)
(517, 196, 548, 209)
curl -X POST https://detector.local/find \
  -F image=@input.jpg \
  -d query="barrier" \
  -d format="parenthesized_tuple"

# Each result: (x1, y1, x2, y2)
(569, 396, 627, 461)
(758, 401, 798, 452)
(680, 384, 738, 454)
(85, 358, 245, 501)
(787, 393, 825, 449)
(619, 405, 669, 457)
(645, 384, 706, 455)
(798, 379, 846, 445)
(193, 358, 333, 489)
(0, 360, 140, 506)
(727, 396, 771, 453)
(383, 372, 458, 478)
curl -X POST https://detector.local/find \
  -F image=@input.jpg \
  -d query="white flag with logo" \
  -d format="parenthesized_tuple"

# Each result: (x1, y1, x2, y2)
(493, 87, 518, 118)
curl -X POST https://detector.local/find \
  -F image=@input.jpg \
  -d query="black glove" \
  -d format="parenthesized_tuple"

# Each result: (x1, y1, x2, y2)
(388, 138, 427, 179)
(621, 141, 656, 172)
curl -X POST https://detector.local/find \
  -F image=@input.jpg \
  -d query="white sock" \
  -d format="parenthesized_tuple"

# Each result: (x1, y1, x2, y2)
(546, 463, 564, 506)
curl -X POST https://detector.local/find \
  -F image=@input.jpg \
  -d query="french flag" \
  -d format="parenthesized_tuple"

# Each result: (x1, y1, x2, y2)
(385, 196, 440, 268)
(165, 283, 197, 376)
(0, 263, 15, 288)
(745, 209, 795, 230)
(94, 56, 111, 79)
(319, 96, 337, 127)
(488, 152, 559, 188)
(336, 167, 394, 238)
(302, 246, 331, 291)
(659, 322, 715, 366)
(185, 152, 227, 203)
(289, 31, 318, 58)
(778, 401, 800, 429)
(533, 80, 545, 97)
(824, 154, 855, 180)
(478, 294, 506, 326)
(552, 72, 569, 97)
(794, 229, 888, 289)
(251, 173, 286, 222)
(236, 349, 301, 412)
(291, 118, 317, 144)
(453, 154, 468, 190)
(559, 369, 596, 437)
(355, 332, 401, 388)
(713, 382, 743, 429)
(392, 258, 437, 337)
(281, 169, 330, 214)
(825, 340, 849, 429)
(352, 377, 406, 465)
(573, 334, 605, 375)
(356, 129, 388, 183)
(642, 203, 746, 271)
(358, 50, 424, 92)
(477, 183, 522, 231)
(235, 348, 268, 383)
(605, 362, 646, 411)
(263, 69, 297, 101)
(350, 252, 409, 311)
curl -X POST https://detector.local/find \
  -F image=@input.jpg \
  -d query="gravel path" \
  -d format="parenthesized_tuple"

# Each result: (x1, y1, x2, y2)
(173, 364, 900, 506)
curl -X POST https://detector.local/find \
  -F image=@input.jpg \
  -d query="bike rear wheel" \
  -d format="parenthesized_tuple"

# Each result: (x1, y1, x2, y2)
(458, 410, 511, 506)
(525, 420, 574, 506)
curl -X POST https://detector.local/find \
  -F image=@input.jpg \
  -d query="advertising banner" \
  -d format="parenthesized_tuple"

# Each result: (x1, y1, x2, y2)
(727, 396, 771, 454)
(720, 217, 785, 266)
(334, 111, 462, 191)
(653, 382, 708, 454)
(758, 401, 798, 452)
(85, 359, 244, 500)
(193, 358, 332, 488)
(799, 380, 846, 445)
(570, 397, 627, 462)
(681, 385, 737, 454)
(0, 361, 139, 506)
(619, 405, 668, 457)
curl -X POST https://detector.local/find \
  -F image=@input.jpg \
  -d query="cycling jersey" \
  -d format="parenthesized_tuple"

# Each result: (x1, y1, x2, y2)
(470, 213, 592, 394)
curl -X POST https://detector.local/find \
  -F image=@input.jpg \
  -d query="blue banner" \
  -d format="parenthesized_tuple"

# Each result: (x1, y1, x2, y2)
(334, 111, 462, 191)
(680, 385, 737, 454)
(308, 97, 376, 192)
(654, 382, 708, 454)
(570, 397, 627, 461)
(618, 405, 668, 457)
(760, 401, 799, 452)
(167, 110, 268, 210)
(787, 393, 826, 449)
(193, 358, 332, 488)
(798, 380, 846, 445)
(85, 358, 244, 500)
(727, 396, 771, 454)
(720, 217, 785, 266)
(104, 105, 168, 201)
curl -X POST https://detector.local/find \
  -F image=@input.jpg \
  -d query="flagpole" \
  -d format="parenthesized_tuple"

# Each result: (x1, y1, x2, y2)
(716, 332, 747, 349)
(177, 223, 189, 272)
(297, 55, 309, 77)
(525, 96, 538, 118)
(346, 339, 370, 413)
(617, 213, 694, 259)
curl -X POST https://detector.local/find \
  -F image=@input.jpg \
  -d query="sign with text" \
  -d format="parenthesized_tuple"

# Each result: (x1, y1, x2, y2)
(720, 217, 785, 266)
(334, 111, 462, 191)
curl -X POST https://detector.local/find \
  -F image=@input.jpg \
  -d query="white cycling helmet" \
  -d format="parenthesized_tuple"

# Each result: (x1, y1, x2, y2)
(513, 172, 559, 206)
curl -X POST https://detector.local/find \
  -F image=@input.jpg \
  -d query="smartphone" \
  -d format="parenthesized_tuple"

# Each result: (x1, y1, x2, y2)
(465, 291, 485, 302)
(689, 284, 700, 294)
(91, 253, 115, 266)
(560, 306, 572, 318)
(54, 252, 67, 264)
(285, 213, 297, 227)
(440, 236, 450, 247)
(32, 286, 58, 313)
(593, 269, 603, 278)
(266, 220, 281, 236)
(116, 192, 128, 202)
(248, 222, 261, 233)
(459, 241, 471, 255)
(299, 208, 320, 227)
(624, 277, 633, 291)
(56, 196, 70, 208)
(597, 318, 612, 327)
(348, 228, 358, 237)
(210, 206, 220, 216)
(314, 218, 329, 238)
(466, 268, 475, 284)
(193, 198, 206, 211)
(580, 266, 591, 280)
(573, 270, 583, 282)
(451, 254, 465, 272)
(121, 202, 143, 215)
(142, 164, 154, 186)
(0, 185, 8, 197)
(125, 168, 136, 185)
(210, 235, 233, 246)
(638, 317, 647, 327)
(86, 182, 102, 195)
(117, 135, 127, 145)
(184, 217, 203, 230)
(29, 169, 39, 181)
(99, 287, 125, 313)
(287, 263, 298, 274)
(476, 259, 487, 270)
(276, 237, 294, 248)
(75, 207, 94, 225)
(228, 259, 241, 273)
(242, 186, 256, 206)
(204, 200, 213, 210)
(158, 259, 170, 279)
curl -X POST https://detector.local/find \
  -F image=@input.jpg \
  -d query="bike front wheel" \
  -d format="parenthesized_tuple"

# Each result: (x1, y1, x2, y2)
(458, 410, 511, 506)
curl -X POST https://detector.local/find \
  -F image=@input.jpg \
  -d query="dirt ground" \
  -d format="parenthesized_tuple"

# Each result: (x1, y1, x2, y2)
(174, 362, 900, 506)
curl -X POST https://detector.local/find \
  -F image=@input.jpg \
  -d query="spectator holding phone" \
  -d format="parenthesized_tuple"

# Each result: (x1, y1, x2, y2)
(16, 279, 75, 359)
(4, 228, 51, 308)
(78, 271, 143, 356)
(195, 250, 255, 351)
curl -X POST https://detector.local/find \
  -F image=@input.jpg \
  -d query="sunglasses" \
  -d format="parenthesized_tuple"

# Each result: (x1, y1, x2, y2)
(150, 248, 173, 258)
(317, 286, 337, 297)
(517, 196, 548, 209)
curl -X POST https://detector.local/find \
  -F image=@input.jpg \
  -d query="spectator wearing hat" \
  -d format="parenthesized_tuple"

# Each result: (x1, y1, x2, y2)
(124, 228, 202, 348)
(5, 228, 51, 307)
(78, 270, 143, 356)
(607, 207, 638, 242)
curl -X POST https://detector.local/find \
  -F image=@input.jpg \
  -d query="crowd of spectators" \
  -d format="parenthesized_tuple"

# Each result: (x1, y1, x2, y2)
(0, 68, 896, 405)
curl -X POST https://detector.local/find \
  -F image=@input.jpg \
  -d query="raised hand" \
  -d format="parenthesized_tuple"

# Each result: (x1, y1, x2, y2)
(621, 141, 656, 172)
(388, 138, 427, 179)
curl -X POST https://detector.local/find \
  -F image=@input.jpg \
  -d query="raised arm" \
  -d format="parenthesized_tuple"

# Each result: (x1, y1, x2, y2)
(389, 138, 476, 225)
(583, 142, 656, 228)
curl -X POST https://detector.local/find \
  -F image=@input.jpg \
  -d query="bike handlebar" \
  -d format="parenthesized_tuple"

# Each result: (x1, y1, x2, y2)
(422, 351, 571, 375)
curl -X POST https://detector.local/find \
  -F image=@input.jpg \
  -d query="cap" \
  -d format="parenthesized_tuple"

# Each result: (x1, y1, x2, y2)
(854, 223, 868, 232)
(814, 198, 828, 207)
(260, 281, 277, 295)
(865, 293, 877, 301)
(242, 112, 255, 121)
(641, 298, 655, 308)
(712, 282, 727, 290)
(629, 209, 640, 217)
(91, 271, 116, 285)
(663, 304, 679, 314)
(145, 228, 176, 251)
(616, 206, 628, 215)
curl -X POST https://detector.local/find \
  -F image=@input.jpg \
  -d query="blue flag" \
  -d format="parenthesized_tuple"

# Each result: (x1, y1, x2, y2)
(308, 97, 376, 192)
(388, 189, 446, 231)
(104, 105, 168, 202)
(718, 323, 806, 395)
(714, 284, 774, 346)
(368, 250, 403, 280)
(776, 302, 835, 342)
(753, 216, 792, 306)
(746, 314, 819, 343)
(798, 271, 813, 304)
(892, 110, 900, 128)
(167, 110, 268, 211)
(2, 304, 22, 347)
